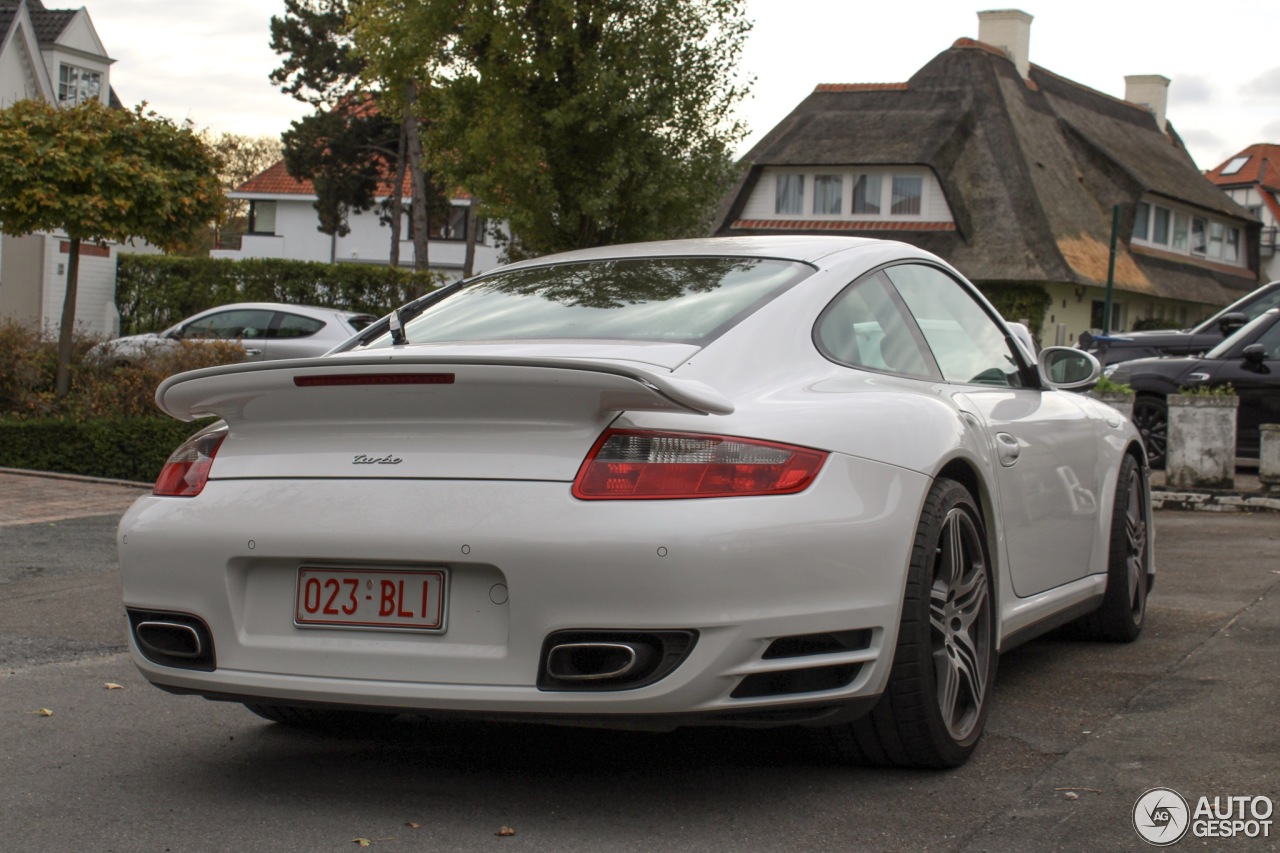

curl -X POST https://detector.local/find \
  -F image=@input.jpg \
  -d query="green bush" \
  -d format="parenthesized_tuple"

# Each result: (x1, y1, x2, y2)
(0, 321, 237, 480)
(0, 319, 244, 419)
(0, 416, 215, 482)
(115, 254, 444, 335)
(978, 283, 1052, 339)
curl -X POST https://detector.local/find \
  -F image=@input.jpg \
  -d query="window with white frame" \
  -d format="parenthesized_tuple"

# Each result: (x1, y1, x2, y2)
(890, 176, 922, 215)
(761, 168, 939, 222)
(1132, 199, 1247, 267)
(248, 201, 277, 235)
(852, 174, 881, 214)
(1172, 211, 1188, 251)
(813, 175, 843, 215)
(58, 64, 101, 106)
(775, 174, 804, 215)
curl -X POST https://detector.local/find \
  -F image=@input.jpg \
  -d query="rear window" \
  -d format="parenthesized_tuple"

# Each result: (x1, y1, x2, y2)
(363, 257, 812, 347)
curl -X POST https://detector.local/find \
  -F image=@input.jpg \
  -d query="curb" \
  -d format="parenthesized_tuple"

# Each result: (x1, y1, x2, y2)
(0, 467, 152, 489)
(1152, 488, 1280, 513)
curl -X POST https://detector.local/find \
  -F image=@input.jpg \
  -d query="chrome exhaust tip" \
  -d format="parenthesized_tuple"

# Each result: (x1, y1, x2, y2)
(545, 642, 642, 682)
(135, 621, 204, 659)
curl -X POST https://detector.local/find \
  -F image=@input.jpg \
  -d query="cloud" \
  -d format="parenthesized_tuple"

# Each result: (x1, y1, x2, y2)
(1263, 118, 1280, 141)
(1241, 67, 1280, 100)
(1169, 75, 1216, 106)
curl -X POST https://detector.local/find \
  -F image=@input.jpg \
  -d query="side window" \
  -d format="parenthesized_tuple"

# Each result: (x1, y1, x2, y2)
(273, 313, 326, 339)
(815, 271, 937, 379)
(884, 264, 1026, 387)
(1255, 319, 1280, 359)
(182, 310, 274, 341)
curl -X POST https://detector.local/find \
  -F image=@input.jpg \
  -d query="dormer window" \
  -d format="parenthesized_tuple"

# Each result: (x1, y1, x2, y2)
(747, 167, 949, 229)
(775, 174, 804, 214)
(58, 64, 101, 106)
(1132, 199, 1244, 267)
(813, 175, 843, 215)
(891, 176, 923, 215)
(853, 175, 881, 214)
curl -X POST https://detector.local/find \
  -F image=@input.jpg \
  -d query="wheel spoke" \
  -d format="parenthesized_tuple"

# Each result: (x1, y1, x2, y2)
(934, 647, 960, 726)
(951, 629, 987, 708)
(952, 565, 988, 629)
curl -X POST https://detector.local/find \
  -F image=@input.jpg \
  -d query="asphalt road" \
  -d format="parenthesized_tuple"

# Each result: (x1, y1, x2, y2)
(1, 508, 1277, 852)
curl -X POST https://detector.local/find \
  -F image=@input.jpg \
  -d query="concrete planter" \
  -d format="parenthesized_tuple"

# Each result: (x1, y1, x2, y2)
(1166, 394, 1238, 489)
(1261, 424, 1280, 492)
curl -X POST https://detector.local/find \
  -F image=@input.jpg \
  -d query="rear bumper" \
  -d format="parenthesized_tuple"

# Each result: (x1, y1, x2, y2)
(118, 455, 928, 722)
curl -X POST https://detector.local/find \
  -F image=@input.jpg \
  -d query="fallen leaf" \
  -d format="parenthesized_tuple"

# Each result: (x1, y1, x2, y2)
(405, 822, 422, 830)
(352, 840, 371, 848)
(496, 826, 516, 837)
(35, 708, 54, 717)
(104, 683, 123, 690)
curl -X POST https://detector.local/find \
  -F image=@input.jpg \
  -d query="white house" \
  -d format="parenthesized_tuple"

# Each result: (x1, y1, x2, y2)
(1208, 144, 1280, 283)
(212, 159, 505, 280)
(0, 0, 122, 335)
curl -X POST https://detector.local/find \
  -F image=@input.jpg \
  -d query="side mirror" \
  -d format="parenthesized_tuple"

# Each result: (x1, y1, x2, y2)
(1219, 312, 1248, 335)
(1038, 346, 1101, 390)
(1243, 344, 1266, 366)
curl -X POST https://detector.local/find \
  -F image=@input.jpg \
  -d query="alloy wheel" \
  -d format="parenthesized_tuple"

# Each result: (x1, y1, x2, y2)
(929, 507, 992, 743)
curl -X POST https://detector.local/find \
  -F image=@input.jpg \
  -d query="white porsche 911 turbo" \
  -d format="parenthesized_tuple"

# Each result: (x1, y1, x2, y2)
(119, 236, 1152, 768)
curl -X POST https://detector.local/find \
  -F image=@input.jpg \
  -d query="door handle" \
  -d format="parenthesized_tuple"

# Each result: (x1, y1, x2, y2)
(243, 348, 263, 357)
(995, 432, 1021, 467)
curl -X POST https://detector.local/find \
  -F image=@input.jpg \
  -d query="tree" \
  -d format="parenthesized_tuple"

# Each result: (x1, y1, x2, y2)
(270, 0, 436, 270)
(0, 100, 222, 396)
(352, 0, 753, 259)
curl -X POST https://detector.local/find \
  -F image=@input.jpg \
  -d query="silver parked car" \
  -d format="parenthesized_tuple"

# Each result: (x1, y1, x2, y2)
(120, 237, 1151, 768)
(94, 303, 377, 365)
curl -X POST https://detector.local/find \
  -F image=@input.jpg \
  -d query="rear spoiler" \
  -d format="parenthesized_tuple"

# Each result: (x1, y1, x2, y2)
(155, 354, 735, 422)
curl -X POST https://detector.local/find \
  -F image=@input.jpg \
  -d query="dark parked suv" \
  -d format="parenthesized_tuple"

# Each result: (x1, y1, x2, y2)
(1080, 280, 1280, 366)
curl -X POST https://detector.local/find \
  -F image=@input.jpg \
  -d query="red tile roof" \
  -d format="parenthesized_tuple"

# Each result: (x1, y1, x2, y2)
(235, 159, 422, 199)
(1206, 143, 1280, 191)
(732, 219, 956, 233)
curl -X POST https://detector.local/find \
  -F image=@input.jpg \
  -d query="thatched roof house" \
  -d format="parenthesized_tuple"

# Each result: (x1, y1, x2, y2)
(716, 10, 1260, 343)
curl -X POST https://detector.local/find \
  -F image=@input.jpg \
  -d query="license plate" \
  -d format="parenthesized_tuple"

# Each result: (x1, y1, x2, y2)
(295, 567, 447, 632)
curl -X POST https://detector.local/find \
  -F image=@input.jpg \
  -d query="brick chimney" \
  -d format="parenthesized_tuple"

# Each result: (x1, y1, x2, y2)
(1125, 75, 1171, 133)
(977, 9, 1033, 80)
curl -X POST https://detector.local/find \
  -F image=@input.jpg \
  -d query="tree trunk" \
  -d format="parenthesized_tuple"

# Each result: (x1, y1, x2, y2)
(54, 238, 81, 398)
(463, 200, 477, 278)
(403, 80, 429, 272)
(388, 123, 407, 268)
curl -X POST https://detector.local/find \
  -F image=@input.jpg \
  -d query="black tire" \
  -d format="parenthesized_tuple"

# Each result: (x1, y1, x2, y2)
(1131, 396, 1168, 470)
(1072, 454, 1149, 642)
(826, 478, 996, 768)
(243, 703, 394, 730)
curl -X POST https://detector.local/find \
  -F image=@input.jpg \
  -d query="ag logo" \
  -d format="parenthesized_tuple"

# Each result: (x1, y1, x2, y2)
(1134, 787, 1190, 846)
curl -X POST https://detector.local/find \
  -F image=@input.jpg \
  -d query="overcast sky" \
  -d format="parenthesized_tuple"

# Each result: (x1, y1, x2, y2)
(90, 0, 1279, 172)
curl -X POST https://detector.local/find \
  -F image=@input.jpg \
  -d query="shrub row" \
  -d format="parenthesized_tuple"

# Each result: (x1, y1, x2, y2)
(0, 416, 215, 483)
(115, 254, 443, 335)
(1, 321, 238, 480)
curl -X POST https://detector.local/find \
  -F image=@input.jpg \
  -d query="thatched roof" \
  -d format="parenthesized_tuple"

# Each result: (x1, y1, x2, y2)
(717, 40, 1259, 307)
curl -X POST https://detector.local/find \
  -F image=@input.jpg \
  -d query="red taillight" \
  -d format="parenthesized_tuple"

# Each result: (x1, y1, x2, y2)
(153, 426, 227, 497)
(573, 430, 827, 500)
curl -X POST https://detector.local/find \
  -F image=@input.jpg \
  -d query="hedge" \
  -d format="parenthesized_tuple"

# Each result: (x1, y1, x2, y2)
(976, 282, 1052, 340)
(0, 417, 216, 483)
(115, 254, 444, 335)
